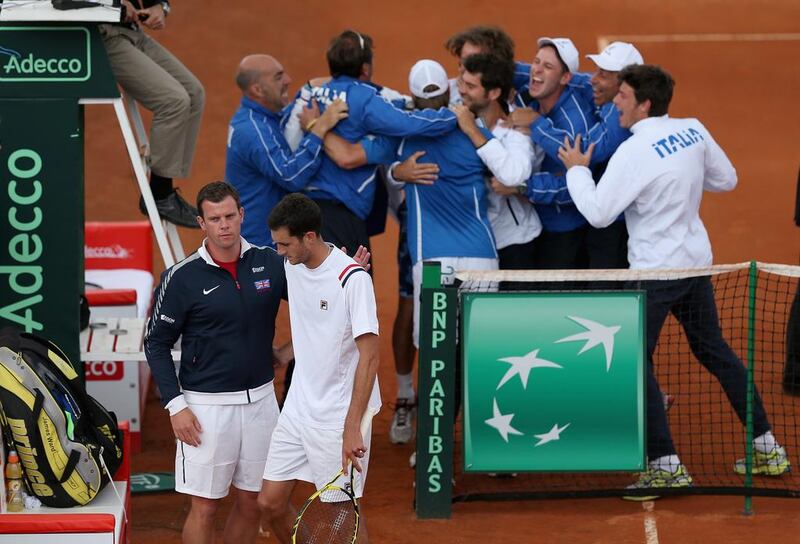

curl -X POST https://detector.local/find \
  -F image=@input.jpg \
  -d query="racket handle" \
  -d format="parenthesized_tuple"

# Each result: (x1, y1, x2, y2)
(359, 406, 378, 437)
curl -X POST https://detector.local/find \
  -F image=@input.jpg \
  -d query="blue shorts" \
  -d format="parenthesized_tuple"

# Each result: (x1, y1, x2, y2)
(397, 201, 413, 298)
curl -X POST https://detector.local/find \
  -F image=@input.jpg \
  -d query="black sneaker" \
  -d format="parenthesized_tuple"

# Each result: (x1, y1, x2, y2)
(139, 189, 199, 229)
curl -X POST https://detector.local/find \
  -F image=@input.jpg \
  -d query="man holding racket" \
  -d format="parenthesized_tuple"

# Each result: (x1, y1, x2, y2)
(259, 193, 381, 543)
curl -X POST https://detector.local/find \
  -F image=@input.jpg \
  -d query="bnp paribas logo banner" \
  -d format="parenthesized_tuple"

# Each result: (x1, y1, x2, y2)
(462, 292, 646, 472)
(0, 27, 90, 82)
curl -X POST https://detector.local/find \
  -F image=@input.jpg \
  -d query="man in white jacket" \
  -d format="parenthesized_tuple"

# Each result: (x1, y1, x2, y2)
(559, 64, 790, 500)
(453, 52, 543, 275)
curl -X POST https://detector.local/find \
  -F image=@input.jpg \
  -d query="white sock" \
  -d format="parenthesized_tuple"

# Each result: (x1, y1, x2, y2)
(753, 431, 779, 453)
(396, 372, 415, 400)
(650, 454, 682, 473)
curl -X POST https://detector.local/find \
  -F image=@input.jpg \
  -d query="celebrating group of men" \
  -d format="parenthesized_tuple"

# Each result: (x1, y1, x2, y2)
(142, 23, 791, 544)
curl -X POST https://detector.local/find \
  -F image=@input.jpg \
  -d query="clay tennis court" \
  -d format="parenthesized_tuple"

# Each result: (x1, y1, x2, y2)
(82, 1, 800, 541)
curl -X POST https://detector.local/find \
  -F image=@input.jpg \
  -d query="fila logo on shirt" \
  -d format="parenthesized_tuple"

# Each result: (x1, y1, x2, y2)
(320, 300, 328, 310)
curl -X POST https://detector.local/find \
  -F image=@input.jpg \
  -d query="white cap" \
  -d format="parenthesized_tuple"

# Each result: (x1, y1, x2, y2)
(586, 41, 644, 72)
(408, 59, 449, 99)
(537, 37, 579, 73)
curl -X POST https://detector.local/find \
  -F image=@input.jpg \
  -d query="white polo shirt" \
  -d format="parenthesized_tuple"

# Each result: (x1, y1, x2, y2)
(566, 115, 737, 269)
(281, 245, 381, 429)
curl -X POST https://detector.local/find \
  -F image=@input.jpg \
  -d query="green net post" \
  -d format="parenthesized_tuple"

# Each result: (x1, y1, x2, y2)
(415, 261, 458, 518)
(742, 260, 758, 515)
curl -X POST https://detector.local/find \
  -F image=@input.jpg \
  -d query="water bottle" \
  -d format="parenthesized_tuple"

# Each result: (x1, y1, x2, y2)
(5, 450, 24, 512)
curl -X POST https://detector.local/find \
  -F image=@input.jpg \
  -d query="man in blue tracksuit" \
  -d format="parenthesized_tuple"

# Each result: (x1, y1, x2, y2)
(579, 42, 644, 269)
(509, 41, 648, 270)
(508, 38, 596, 268)
(225, 54, 347, 247)
(386, 59, 499, 348)
(299, 30, 457, 255)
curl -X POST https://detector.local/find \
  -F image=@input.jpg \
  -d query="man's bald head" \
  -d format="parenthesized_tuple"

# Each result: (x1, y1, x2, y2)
(235, 54, 278, 92)
(235, 54, 291, 112)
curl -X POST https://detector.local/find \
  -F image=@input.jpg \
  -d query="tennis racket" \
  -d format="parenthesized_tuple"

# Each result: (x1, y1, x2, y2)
(290, 407, 378, 544)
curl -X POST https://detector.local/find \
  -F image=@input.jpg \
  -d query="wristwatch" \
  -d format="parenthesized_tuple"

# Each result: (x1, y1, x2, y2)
(160, 1, 170, 16)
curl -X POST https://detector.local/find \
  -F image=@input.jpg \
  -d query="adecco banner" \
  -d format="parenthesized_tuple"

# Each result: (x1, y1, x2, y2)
(462, 292, 646, 473)
(0, 99, 83, 368)
(0, 27, 90, 82)
(0, 24, 118, 99)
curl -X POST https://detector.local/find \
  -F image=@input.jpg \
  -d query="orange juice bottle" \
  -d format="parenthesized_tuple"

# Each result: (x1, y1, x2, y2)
(5, 450, 24, 512)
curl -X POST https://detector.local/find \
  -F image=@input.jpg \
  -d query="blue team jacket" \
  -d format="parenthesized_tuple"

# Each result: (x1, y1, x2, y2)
(144, 240, 287, 406)
(515, 72, 630, 224)
(225, 97, 324, 246)
(304, 76, 457, 220)
(399, 129, 497, 263)
(513, 69, 597, 232)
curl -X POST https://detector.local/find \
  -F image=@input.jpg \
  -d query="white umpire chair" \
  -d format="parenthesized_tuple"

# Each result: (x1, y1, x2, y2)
(79, 93, 186, 267)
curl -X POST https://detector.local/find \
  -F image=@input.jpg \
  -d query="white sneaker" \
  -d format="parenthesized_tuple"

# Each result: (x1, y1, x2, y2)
(389, 398, 416, 444)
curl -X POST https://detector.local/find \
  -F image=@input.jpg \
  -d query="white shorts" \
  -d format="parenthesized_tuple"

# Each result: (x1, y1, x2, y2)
(412, 257, 498, 347)
(175, 383, 279, 499)
(263, 412, 373, 498)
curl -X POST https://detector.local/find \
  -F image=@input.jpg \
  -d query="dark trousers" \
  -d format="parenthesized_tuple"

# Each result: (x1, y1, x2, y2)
(314, 199, 372, 265)
(640, 276, 771, 459)
(498, 238, 538, 291)
(534, 227, 587, 269)
(533, 227, 587, 291)
(585, 221, 629, 291)
(785, 281, 800, 393)
(585, 221, 629, 269)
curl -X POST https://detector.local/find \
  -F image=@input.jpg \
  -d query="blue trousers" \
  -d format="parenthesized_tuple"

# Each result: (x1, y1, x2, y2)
(637, 277, 771, 459)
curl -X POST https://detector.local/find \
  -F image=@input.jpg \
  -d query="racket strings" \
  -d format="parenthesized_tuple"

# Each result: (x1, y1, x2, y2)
(295, 486, 358, 544)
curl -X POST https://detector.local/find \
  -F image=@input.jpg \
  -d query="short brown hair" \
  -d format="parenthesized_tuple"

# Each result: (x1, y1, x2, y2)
(268, 193, 322, 238)
(445, 25, 515, 62)
(327, 30, 374, 78)
(196, 181, 241, 218)
(618, 64, 675, 117)
(463, 53, 515, 103)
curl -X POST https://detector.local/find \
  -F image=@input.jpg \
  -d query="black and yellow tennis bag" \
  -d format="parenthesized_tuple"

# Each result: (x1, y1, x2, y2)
(0, 326, 123, 507)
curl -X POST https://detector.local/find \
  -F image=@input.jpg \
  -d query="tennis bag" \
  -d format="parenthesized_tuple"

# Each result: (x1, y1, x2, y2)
(0, 326, 123, 507)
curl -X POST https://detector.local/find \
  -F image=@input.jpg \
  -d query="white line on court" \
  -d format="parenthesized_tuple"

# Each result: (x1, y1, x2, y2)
(597, 32, 800, 50)
(642, 501, 660, 544)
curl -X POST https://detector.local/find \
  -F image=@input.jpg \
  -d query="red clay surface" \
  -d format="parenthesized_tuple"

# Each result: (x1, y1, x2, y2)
(82, 1, 800, 542)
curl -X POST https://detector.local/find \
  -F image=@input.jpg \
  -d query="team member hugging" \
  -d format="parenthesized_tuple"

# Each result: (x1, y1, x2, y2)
(559, 64, 791, 500)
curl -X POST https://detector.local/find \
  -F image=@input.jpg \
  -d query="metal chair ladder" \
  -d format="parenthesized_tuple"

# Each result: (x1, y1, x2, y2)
(80, 94, 186, 268)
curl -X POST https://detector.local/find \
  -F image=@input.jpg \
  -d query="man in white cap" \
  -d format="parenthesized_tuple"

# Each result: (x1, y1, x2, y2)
(583, 42, 645, 162)
(389, 58, 500, 344)
(578, 41, 645, 269)
(506, 37, 596, 270)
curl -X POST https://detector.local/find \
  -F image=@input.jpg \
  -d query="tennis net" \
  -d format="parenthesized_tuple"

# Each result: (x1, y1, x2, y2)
(418, 261, 800, 506)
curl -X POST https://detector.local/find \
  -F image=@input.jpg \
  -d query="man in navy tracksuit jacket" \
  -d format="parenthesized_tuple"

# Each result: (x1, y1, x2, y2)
(225, 55, 346, 247)
(144, 181, 288, 544)
(300, 30, 457, 254)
